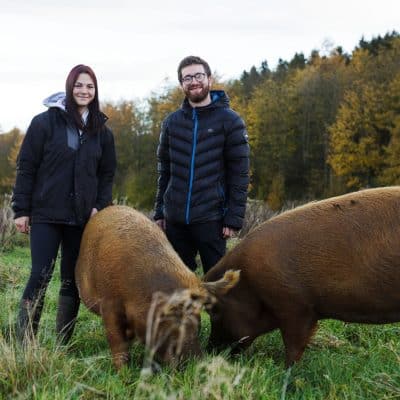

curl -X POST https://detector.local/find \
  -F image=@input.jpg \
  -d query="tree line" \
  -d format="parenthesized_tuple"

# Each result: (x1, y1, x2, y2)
(1, 31, 399, 211)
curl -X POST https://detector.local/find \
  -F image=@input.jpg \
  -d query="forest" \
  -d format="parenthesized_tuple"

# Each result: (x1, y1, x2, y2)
(1, 31, 399, 212)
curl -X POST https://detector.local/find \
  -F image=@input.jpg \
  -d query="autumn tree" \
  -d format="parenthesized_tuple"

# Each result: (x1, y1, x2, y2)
(328, 35, 400, 189)
(245, 77, 296, 208)
(0, 128, 23, 195)
(292, 50, 349, 197)
(376, 72, 400, 185)
(328, 85, 388, 188)
(102, 100, 158, 209)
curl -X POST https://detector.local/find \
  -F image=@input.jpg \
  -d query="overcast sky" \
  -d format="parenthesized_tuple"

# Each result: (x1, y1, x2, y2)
(0, 0, 399, 132)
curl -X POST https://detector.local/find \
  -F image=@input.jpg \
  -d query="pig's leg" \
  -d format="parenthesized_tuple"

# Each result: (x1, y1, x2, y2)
(280, 312, 318, 368)
(102, 301, 130, 369)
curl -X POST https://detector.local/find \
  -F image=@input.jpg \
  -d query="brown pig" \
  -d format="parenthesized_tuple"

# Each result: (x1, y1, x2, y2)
(75, 205, 239, 369)
(204, 186, 400, 367)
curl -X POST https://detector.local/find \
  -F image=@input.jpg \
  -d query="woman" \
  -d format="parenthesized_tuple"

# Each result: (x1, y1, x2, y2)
(12, 64, 116, 344)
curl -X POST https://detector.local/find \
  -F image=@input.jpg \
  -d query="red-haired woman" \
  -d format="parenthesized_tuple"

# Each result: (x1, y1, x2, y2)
(12, 64, 116, 344)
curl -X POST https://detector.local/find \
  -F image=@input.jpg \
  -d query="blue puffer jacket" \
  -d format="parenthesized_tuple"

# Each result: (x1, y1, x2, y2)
(154, 90, 249, 229)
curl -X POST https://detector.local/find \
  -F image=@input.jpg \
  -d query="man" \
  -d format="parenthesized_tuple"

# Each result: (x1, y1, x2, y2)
(154, 55, 249, 274)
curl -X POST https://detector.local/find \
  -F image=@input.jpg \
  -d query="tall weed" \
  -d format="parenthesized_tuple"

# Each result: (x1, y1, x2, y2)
(0, 194, 27, 252)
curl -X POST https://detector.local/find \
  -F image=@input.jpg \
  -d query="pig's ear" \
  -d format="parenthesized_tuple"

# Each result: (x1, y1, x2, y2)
(202, 270, 240, 296)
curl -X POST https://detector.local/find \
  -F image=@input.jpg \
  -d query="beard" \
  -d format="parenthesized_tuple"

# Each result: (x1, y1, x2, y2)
(184, 82, 211, 104)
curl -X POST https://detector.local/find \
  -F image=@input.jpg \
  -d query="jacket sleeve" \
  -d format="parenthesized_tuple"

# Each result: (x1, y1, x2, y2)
(11, 114, 47, 219)
(223, 114, 250, 230)
(154, 118, 170, 220)
(95, 128, 116, 210)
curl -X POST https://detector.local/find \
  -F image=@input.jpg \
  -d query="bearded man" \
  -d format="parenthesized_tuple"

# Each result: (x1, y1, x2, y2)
(154, 55, 249, 274)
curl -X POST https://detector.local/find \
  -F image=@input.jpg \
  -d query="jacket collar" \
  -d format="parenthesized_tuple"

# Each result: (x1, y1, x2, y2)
(181, 90, 229, 115)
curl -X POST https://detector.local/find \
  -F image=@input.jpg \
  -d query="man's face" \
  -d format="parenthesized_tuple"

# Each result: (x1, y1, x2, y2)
(180, 64, 211, 104)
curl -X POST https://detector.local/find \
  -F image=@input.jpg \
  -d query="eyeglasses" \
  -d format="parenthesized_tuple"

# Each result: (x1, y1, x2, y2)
(181, 72, 207, 84)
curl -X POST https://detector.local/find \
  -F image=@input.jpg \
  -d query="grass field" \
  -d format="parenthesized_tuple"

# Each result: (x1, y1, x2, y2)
(1, 244, 400, 399)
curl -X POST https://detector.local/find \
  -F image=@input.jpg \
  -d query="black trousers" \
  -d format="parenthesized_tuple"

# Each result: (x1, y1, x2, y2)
(22, 223, 84, 301)
(165, 220, 226, 274)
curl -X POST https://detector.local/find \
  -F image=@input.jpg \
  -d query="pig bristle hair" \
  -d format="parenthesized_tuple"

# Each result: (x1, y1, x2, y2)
(142, 289, 206, 373)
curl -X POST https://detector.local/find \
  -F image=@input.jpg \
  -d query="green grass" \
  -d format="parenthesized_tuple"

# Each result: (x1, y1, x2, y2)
(1, 245, 400, 399)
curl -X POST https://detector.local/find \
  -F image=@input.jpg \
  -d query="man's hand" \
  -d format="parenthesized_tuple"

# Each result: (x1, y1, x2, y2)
(222, 226, 236, 239)
(156, 219, 166, 231)
(15, 216, 30, 234)
(90, 208, 98, 218)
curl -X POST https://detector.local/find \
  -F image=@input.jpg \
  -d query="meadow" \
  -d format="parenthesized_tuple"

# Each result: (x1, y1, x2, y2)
(1, 242, 400, 400)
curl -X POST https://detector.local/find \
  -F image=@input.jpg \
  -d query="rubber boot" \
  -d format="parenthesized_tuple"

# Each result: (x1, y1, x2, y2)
(56, 295, 80, 345)
(16, 298, 43, 343)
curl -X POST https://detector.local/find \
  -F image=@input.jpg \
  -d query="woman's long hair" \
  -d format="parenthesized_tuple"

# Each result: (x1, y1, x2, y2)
(65, 64, 104, 134)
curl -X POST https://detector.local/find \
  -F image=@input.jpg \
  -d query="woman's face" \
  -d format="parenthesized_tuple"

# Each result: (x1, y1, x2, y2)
(73, 73, 95, 111)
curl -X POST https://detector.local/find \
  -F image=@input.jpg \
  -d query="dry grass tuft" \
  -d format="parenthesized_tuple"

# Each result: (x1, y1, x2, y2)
(191, 356, 246, 399)
(240, 199, 276, 237)
(0, 260, 22, 292)
(135, 356, 246, 399)
(142, 289, 214, 373)
(0, 194, 16, 251)
(0, 321, 62, 396)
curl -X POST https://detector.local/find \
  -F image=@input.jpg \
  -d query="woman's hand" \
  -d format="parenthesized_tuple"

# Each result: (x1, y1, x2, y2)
(90, 208, 98, 218)
(15, 216, 30, 234)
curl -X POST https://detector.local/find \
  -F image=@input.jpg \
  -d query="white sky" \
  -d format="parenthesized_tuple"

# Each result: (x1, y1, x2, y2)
(0, 0, 399, 132)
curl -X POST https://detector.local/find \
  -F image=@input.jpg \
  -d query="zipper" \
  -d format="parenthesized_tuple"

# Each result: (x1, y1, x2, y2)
(185, 108, 198, 224)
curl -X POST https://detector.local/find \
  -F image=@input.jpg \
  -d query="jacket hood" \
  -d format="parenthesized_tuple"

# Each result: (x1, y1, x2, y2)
(43, 92, 66, 111)
(42, 92, 109, 128)
(210, 90, 229, 105)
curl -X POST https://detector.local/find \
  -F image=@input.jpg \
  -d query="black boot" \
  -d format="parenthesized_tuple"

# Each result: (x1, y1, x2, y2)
(56, 295, 80, 345)
(16, 298, 43, 343)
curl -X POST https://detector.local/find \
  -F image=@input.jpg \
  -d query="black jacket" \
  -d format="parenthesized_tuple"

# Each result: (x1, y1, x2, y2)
(154, 90, 249, 229)
(12, 107, 116, 226)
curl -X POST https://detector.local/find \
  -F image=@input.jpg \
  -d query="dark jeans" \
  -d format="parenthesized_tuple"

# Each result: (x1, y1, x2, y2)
(165, 220, 226, 274)
(22, 223, 84, 302)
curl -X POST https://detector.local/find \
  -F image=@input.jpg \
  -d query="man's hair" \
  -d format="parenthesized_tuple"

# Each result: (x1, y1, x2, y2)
(177, 56, 212, 83)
